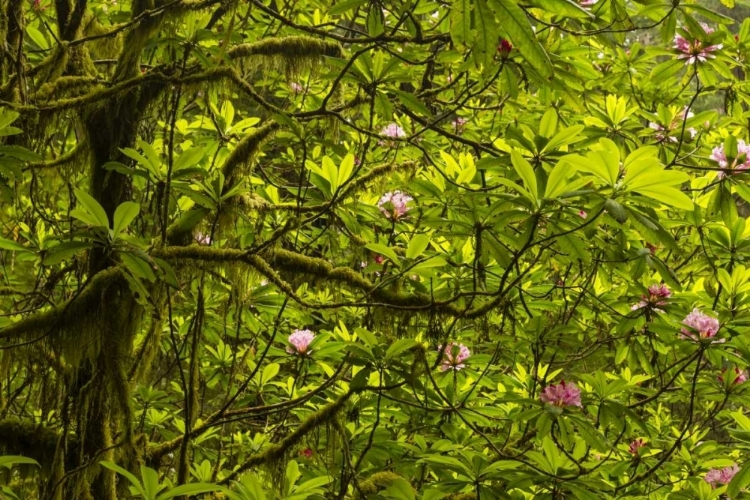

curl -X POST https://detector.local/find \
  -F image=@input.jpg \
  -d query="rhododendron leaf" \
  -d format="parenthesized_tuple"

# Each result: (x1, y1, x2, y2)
(450, 0, 472, 47)
(365, 243, 400, 266)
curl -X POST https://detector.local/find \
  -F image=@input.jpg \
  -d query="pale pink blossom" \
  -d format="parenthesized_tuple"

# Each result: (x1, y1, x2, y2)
(451, 117, 468, 134)
(377, 190, 413, 219)
(289, 82, 304, 94)
(628, 439, 645, 455)
(719, 367, 747, 385)
(674, 23, 723, 64)
(631, 283, 671, 311)
(378, 123, 406, 146)
(439, 342, 471, 371)
(578, 210, 588, 219)
(705, 464, 739, 487)
(195, 232, 211, 245)
(681, 308, 720, 340)
(287, 329, 315, 355)
(711, 139, 750, 179)
(540, 380, 582, 407)
(579, 0, 597, 6)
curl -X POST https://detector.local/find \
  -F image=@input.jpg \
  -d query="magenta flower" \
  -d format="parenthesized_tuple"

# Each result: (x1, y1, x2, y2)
(373, 254, 384, 264)
(287, 329, 315, 355)
(289, 82, 304, 94)
(674, 23, 722, 64)
(540, 380, 582, 407)
(711, 139, 750, 179)
(631, 283, 671, 311)
(377, 190, 413, 219)
(497, 39, 513, 58)
(719, 367, 747, 385)
(300, 448, 313, 458)
(681, 308, 720, 340)
(705, 464, 739, 487)
(439, 342, 471, 371)
(628, 439, 646, 455)
(577, 210, 588, 219)
(378, 123, 406, 146)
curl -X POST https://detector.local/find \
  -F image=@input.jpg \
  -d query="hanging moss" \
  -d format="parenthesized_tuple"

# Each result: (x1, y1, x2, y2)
(0, 417, 60, 469)
(227, 36, 342, 79)
(356, 472, 404, 498)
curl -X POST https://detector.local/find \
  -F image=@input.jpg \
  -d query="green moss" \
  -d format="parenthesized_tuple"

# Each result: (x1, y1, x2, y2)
(356, 472, 403, 497)
(227, 36, 342, 78)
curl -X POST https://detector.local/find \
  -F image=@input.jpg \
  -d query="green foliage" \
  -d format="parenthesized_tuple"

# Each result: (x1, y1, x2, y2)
(6, 0, 750, 499)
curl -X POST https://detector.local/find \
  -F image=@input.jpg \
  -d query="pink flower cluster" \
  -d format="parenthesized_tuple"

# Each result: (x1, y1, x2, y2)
(711, 139, 750, 179)
(579, 0, 596, 6)
(649, 108, 696, 143)
(674, 23, 722, 64)
(719, 367, 748, 385)
(681, 308, 720, 340)
(195, 232, 212, 245)
(705, 464, 739, 487)
(439, 342, 471, 371)
(378, 123, 406, 146)
(451, 117, 468, 134)
(377, 190, 413, 220)
(631, 283, 671, 312)
(540, 380, 582, 407)
(287, 329, 315, 355)
(628, 438, 645, 455)
(289, 82, 304, 94)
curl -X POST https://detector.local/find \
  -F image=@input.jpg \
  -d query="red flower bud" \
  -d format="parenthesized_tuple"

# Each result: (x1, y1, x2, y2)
(497, 39, 513, 58)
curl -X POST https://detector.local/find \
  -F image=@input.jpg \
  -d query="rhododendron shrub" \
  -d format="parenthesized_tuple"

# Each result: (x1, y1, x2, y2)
(3, 0, 750, 499)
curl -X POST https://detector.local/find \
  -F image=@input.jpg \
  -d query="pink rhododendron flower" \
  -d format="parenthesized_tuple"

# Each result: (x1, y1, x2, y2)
(378, 123, 406, 146)
(705, 464, 739, 487)
(579, 0, 596, 6)
(540, 380, 582, 407)
(628, 438, 645, 455)
(674, 23, 722, 64)
(373, 254, 384, 265)
(451, 117, 468, 133)
(439, 342, 471, 371)
(631, 283, 671, 311)
(287, 329, 315, 355)
(195, 232, 211, 245)
(289, 82, 304, 94)
(719, 367, 747, 385)
(378, 190, 413, 219)
(578, 210, 588, 219)
(711, 139, 750, 179)
(681, 308, 720, 340)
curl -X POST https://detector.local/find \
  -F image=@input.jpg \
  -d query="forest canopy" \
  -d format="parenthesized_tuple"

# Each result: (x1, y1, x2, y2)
(2, 0, 750, 498)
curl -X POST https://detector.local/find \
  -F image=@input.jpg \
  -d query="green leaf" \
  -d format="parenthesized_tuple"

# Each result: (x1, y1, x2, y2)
(511, 150, 538, 203)
(472, 0, 499, 70)
(539, 108, 558, 138)
(42, 241, 93, 265)
(384, 478, 415, 500)
(386, 339, 418, 359)
(635, 186, 693, 210)
(0, 237, 31, 253)
(487, 0, 554, 78)
(173, 147, 205, 171)
(0, 456, 39, 468)
(261, 363, 280, 384)
(365, 243, 400, 266)
(450, 0, 473, 47)
(100, 461, 146, 498)
(74, 189, 110, 228)
(406, 234, 431, 259)
(157, 483, 224, 500)
(393, 90, 432, 117)
(329, 0, 368, 16)
(544, 160, 576, 199)
(112, 202, 140, 237)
